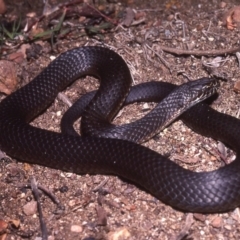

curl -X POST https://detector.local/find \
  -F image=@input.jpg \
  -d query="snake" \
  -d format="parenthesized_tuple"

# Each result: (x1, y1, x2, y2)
(61, 78, 217, 143)
(0, 46, 240, 213)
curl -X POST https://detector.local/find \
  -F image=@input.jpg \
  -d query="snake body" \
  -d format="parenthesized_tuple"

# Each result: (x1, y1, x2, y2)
(61, 81, 179, 137)
(63, 77, 217, 143)
(0, 46, 240, 212)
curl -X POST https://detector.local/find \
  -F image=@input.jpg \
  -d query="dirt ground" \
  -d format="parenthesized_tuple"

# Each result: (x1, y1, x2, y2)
(1, 0, 240, 239)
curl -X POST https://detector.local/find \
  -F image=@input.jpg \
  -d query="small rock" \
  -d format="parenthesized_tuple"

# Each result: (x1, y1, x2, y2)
(26, 43, 43, 60)
(79, 16, 86, 23)
(210, 156, 217, 161)
(23, 201, 37, 216)
(219, 1, 227, 8)
(224, 224, 232, 230)
(48, 236, 55, 240)
(232, 208, 240, 222)
(50, 56, 56, 61)
(193, 213, 206, 222)
(70, 225, 83, 233)
(107, 227, 131, 240)
(19, 44, 31, 59)
(143, 103, 150, 110)
(208, 37, 214, 41)
(56, 111, 62, 117)
(68, 199, 76, 207)
(167, 14, 174, 21)
(210, 216, 223, 228)
(59, 185, 69, 193)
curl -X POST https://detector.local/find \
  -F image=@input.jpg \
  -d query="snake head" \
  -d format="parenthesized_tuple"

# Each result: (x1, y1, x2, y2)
(187, 77, 219, 105)
(165, 77, 219, 116)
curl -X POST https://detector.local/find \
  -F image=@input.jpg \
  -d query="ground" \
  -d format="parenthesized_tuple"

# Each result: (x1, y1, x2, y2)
(0, 0, 240, 239)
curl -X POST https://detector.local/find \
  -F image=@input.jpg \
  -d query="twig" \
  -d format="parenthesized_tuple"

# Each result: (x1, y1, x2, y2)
(202, 143, 229, 165)
(60, 0, 84, 8)
(174, 13, 186, 39)
(206, 19, 212, 33)
(202, 56, 230, 68)
(236, 52, 240, 68)
(237, 108, 240, 119)
(0, 149, 6, 160)
(30, 178, 48, 240)
(137, 8, 163, 12)
(159, 45, 240, 56)
(93, 177, 109, 192)
(145, 43, 172, 72)
(25, 0, 83, 33)
(58, 92, 72, 107)
(85, 3, 118, 26)
(18, 182, 63, 207)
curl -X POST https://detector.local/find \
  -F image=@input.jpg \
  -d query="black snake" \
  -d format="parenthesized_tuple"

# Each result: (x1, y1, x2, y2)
(0, 46, 240, 213)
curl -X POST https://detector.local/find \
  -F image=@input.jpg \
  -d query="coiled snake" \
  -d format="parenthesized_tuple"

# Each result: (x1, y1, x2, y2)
(0, 46, 240, 212)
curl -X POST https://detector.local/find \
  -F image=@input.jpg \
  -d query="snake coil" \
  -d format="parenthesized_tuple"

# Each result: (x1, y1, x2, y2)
(0, 46, 240, 212)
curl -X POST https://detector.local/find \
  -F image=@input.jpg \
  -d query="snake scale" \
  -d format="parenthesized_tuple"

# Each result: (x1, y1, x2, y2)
(0, 46, 240, 212)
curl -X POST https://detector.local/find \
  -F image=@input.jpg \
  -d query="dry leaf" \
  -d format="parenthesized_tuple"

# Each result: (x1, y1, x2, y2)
(0, 219, 7, 233)
(122, 7, 135, 27)
(234, 81, 240, 93)
(0, 0, 6, 14)
(223, 6, 240, 30)
(8, 52, 25, 64)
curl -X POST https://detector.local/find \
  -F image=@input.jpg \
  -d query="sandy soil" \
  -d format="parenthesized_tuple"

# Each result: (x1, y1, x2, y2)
(1, 0, 240, 239)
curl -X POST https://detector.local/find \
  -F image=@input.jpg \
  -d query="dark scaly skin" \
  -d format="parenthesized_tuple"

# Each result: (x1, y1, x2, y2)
(80, 78, 218, 143)
(0, 46, 240, 212)
(61, 81, 177, 136)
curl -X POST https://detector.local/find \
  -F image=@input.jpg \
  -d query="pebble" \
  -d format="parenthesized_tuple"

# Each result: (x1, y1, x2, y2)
(107, 227, 131, 240)
(224, 224, 232, 230)
(70, 225, 83, 233)
(50, 56, 56, 61)
(23, 201, 38, 216)
(48, 236, 55, 240)
(56, 111, 61, 117)
(210, 216, 223, 228)
(167, 14, 174, 21)
(219, 1, 227, 8)
(193, 213, 206, 222)
(68, 199, 76, 207)
(208, 37, 214, 41)
(143, 103, 150, 110)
